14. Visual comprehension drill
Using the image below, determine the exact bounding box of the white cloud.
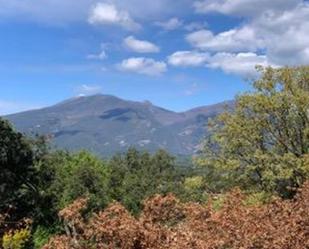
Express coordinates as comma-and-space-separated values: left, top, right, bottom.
118, 57, 167, 76
206, 52, 272, 76
193, 0, 301, 17
87, 51, 107, 60
188, 1, 309, 72
155, 18, 207, 32
252, 2, 309, 65
88, 2, 141, 31
75, 84, 103, 96
124, 36, 160, 53
186, 27, 263, 52
87, 43, 108, 60
184, 21, 208, 31
167, 50, 274, 76
155, 17, 183, 30
0, 100, 40, 115
168, 51, 209, 67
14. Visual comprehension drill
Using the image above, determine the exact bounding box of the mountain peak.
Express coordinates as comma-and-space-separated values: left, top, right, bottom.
5, 95, 233, 156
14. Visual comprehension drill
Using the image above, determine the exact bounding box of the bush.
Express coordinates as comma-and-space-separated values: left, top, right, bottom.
43, 181, 309, 249
2, 228, 31, 249
32, 226, 55, 249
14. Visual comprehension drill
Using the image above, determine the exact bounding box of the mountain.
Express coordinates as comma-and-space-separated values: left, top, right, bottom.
4, 94, 233, 156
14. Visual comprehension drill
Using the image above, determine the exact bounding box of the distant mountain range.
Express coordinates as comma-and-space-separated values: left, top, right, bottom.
4, 94, 233, 156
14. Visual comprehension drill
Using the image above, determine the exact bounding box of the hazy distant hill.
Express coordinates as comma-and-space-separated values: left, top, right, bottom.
5, 94, 233, 156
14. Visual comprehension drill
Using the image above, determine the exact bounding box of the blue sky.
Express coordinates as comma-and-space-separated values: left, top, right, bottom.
0, 0, 308, 114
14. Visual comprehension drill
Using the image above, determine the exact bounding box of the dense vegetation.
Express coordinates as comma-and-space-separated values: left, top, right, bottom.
0, 66, 308, 248
0, 123, 198, 248
202, 66, 309, 198
42, 182, 309, 249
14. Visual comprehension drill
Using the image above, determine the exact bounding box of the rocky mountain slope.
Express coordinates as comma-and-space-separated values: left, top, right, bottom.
5, 94, 233, 156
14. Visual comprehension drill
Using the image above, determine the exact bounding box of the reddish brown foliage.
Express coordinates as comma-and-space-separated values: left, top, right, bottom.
141, 194, 186, 226
43, 182, 309, 249
40, 235, 72, 249
86, 203, 141, 249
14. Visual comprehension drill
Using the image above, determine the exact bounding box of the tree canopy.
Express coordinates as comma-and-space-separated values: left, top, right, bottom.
0, 118, 38, 218
202, 66, 309, 197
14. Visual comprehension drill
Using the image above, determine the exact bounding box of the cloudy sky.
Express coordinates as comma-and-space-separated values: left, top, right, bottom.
0, 0, 308, 114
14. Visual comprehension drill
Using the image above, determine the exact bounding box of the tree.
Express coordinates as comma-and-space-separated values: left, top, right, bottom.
201, 66, 309, 197
41, 151, 110, 212
0, 118, 38, 219
108, 148, 183, 214
31, 150, 111, 247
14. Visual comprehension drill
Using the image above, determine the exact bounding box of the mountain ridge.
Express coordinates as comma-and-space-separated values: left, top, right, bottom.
4, 94, 234, 156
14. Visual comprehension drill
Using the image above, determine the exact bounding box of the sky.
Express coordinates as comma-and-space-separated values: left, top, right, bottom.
0, 0, 308, 115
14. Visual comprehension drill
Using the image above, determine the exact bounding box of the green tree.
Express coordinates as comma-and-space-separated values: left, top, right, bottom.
182, 176, 208, 202
0, 118, 38, 219
201, 66, 309, 197
108, 148, 183, 214
40, 151, 110, 212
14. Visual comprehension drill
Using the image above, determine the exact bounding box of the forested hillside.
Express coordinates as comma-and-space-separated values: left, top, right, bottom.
0, 66, 308, 248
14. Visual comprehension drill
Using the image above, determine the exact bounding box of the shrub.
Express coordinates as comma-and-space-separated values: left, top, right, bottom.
43, 181, 309, 249
2, 228, 31, 249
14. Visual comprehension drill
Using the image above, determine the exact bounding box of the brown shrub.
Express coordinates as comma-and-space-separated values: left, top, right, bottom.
85, 202, 140, 249
43, 182, 309, 249
141, 194, 186, 226
41, 235, 73, 249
